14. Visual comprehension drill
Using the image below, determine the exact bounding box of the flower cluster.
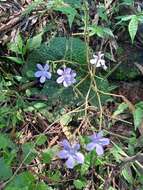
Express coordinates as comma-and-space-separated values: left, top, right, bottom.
35, 51, 106, 86
58, 131, 110, 169
35, 64, 76, 87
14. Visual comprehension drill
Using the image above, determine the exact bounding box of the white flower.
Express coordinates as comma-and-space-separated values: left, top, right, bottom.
90, 52, 107, 70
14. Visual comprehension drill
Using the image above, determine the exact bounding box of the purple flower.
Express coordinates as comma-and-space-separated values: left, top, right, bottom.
58, 139, 84, 169
86, 131, 110, 155
56, 66, 76, 87
35, 63, 52, 83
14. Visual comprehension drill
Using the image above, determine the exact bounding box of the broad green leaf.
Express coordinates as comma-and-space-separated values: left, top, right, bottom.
48, 170, 61, 182
0, 158, 12, 181
22, 143, 37, 164
133, 107, 143, 130
23, 37, 88, 78
36, 134, 47, 145
35, 182, 53, 190
42, 149, 53, 164
128, 15, 138, 43
26, 33, 43, 51
8, 34, 23, 54
33, 102, 47, 109
5, 172, 35, 189
88, 25, 114, 38
0, 133, 13, 149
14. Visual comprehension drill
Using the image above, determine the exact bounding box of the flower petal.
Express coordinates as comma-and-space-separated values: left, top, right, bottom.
95, 60, 102, 67
71, 70, 76, 76
89, 133, 97, 141
44, 63, 49, 71
99, 138, 110, 146
65, 68, 71, 74
57, 69, 64, 75
40, 76, 46, 83
58, 150, 69, 159
90, 59, 97, 65
63, 81, 70, 87
35, 71, 42, 78
73, 143, 80, 151
61, 140, 71, 150
45, 72, 52, 79
98, 52, 104, 58
86, 142, 96, 151
65, 156, 75, 169
56, 76, 64, 84
95, 144, 104, 155
93, 55, 98, 59
37, 64, 44, 70
103, 64, 108, 70
75, 152, 84, 164
97, 131, 103, 138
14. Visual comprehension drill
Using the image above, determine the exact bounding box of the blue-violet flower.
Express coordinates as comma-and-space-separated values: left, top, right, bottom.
56, 66, 76, 87
58, 139, 84, 169
86, 131, 110, 155
35, 63, 52, 83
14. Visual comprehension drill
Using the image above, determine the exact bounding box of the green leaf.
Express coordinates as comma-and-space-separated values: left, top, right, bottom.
60, 114, 72, 126
122, 166, 133, 184
113, 103, 128, 116
133, 107, 143, 130
33, 102, 47, 109
0, 133, 13, 149
26, 33, 43, 51
36, 134, 47, 145
8, 34, 23, 54
0, 158, 12, 181
128, 15, 138, 43
42, 149, 53, 164
73, 179, 86, 189
35, 182, 53, 190
64, 0, 81, 7
88, 25, 114, 38
22, 143, 37, 164
121, 0, 134, 6
54, 5, 77, 28
5, 172, 35, 189
48, 170, 61, 182
6, 57, 24, 64
24, 37, 88, 76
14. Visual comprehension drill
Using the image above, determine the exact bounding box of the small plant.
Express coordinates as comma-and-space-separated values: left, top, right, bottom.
0, 0, 143, 189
